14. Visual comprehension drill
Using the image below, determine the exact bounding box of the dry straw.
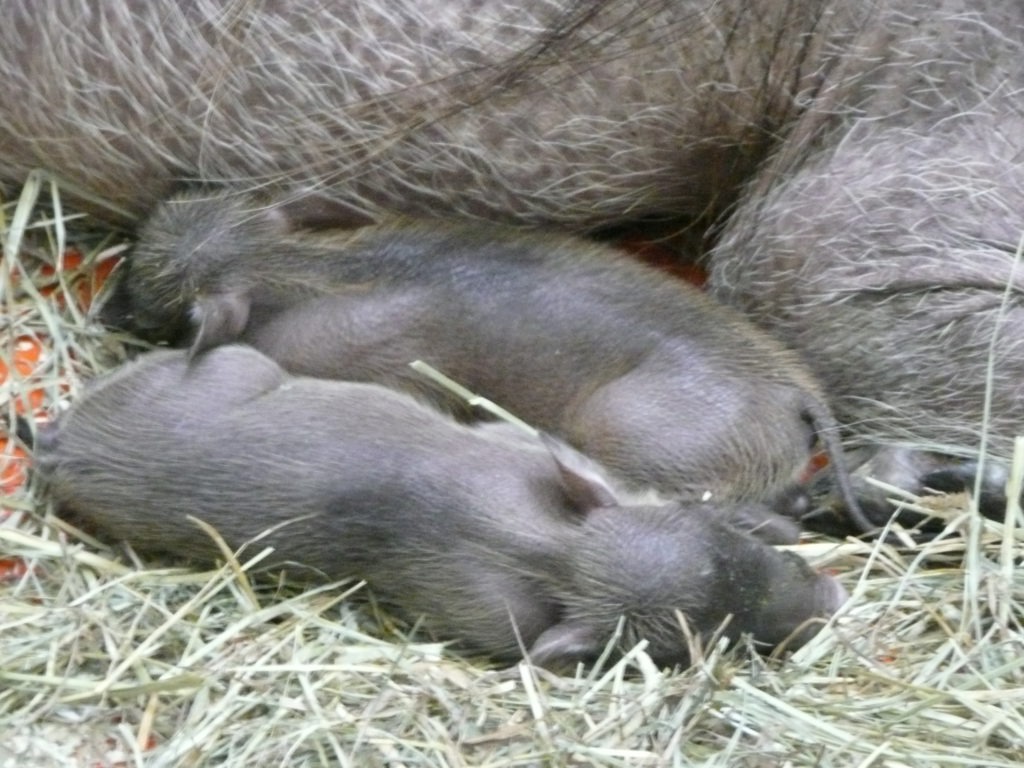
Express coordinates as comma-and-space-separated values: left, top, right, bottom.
1, 179, 1022, 767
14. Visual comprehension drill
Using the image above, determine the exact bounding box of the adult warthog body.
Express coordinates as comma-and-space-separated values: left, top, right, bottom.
2, 0, 1022, 461
35, 345, 846, 668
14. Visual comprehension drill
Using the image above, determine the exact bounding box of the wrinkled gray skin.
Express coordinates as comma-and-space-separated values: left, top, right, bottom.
101, 188, 867, 532
35, 345, 846, 668
2, 1, 1022, 474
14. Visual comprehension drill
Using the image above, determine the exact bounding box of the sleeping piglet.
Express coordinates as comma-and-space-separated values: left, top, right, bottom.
35, 345, 847, 669
102, 189, 873, 532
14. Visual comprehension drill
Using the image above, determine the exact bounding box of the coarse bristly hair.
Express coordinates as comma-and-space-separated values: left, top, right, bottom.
0, 1, 1021, 464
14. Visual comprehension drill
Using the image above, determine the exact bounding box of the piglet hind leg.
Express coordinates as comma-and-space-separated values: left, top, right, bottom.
563, 367, 818, 505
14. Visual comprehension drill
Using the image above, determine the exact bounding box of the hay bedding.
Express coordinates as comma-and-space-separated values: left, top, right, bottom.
1, 177, 1022, 767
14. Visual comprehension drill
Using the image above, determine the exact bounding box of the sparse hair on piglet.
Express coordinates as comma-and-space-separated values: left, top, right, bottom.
102, 189, 874, 533
36, 345, 847, 669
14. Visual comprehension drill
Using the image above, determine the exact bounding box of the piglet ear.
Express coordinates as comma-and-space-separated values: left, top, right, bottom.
528, 619, 606, 671
539, 433, 620, 511
189, 291, 251, 358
